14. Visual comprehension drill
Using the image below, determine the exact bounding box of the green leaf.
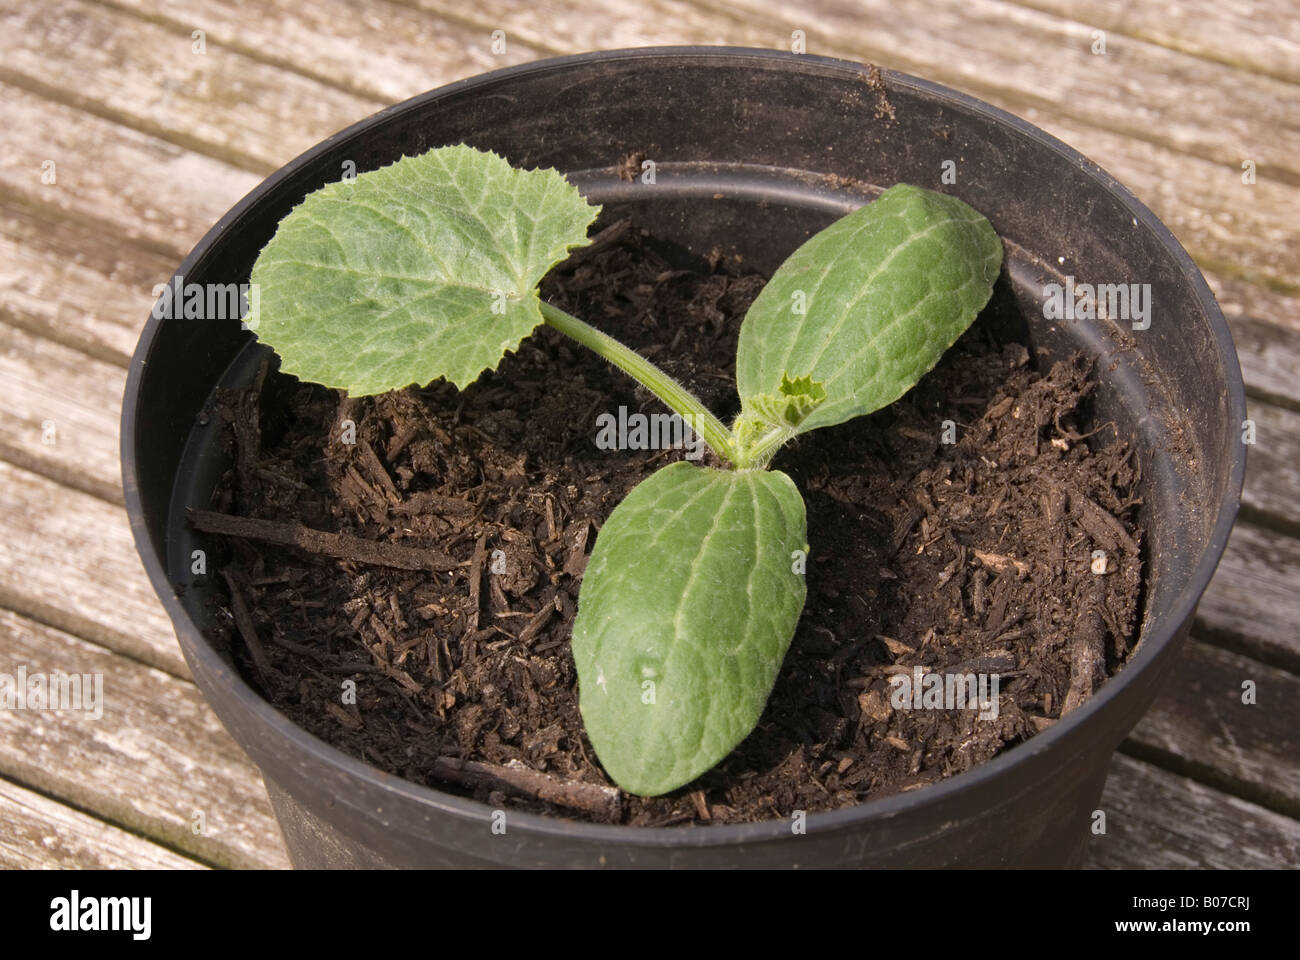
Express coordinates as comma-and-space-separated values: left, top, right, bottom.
571, 461, 808, 796
249, 144, 600, 394
735, 184, 1002, 435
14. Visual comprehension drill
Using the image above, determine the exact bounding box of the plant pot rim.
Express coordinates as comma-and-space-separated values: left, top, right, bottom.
121, 45, 1246, 848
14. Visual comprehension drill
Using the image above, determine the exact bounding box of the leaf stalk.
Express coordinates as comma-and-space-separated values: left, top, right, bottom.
540, 301, 736, 465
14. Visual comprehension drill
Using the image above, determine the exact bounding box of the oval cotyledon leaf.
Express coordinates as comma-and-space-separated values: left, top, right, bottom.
571, 461, 808, 796
249, 144, 600, 395
735, 184, 1002, 442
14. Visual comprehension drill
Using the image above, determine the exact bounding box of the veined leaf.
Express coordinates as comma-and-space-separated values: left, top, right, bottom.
735, 184, 1002, 435
249, 144, 600, 394
572, 461, 808, 796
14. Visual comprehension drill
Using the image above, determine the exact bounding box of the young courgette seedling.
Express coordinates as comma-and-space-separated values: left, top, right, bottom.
248, 144, 1002, 796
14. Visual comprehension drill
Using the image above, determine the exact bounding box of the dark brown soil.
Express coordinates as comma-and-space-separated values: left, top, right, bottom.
197, 219, 1143, 826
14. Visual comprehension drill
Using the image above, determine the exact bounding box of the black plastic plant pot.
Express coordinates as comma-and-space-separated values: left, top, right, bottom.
122, 47, 1245, 868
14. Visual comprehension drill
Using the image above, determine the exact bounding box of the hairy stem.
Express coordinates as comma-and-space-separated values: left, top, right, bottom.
729, 419, 797, 471
540, 301, 735, 464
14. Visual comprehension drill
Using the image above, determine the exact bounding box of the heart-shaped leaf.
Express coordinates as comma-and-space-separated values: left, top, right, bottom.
249, 144, 600, 394
571, 461, 808, 796
735, 184, 1002, 438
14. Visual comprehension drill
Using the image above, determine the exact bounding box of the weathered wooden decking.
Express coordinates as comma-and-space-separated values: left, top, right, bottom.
1, 0, 1297, 869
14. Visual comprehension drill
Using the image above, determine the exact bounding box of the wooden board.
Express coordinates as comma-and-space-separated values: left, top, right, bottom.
0, 322, 126, 504
0, 609, 289, 868
1241, 402, 1300, 534
3, 20, 1296, 367
1010, 0, 1300, 85
1195, 522, 1300, 673
0, 195, 174, 365
1012, 109, 1299, 291
1236, 314, 1300, 410
0, 776, 204, 869
1208, 270, 1300, 409
1084, 753, 1300, 868
0, 82, 260, 258
0, 460, 186, 678
1127, 639, 1300, 816
110, 0, 543, 102
0, 0, 380, 173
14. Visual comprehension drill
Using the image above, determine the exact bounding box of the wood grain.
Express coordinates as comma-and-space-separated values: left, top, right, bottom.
3, 33, 1296, 366
1241, 402, 1300, 532
1207, 270, 1300, 409
0, 195, 174, 365
1084, 753, 1300, 868
0, 460, 186, 678
0, 82, 260, 258
1235, 316, 1300, 411
1007, 0, 1300, 85
1127, 639, 1300, 816
0, 0, 379, 173
1196, 521, 1300, 672
0, 322, 126, 503
0, 609, 289, 868
0, 776, 204, 868
108, 0, 543, 103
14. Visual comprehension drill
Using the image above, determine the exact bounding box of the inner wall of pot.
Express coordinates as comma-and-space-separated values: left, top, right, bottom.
150, 52, 1232, 688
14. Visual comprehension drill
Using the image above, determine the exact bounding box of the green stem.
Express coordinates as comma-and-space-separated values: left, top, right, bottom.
540, 301, 735, 465
730, 421, 796, 471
